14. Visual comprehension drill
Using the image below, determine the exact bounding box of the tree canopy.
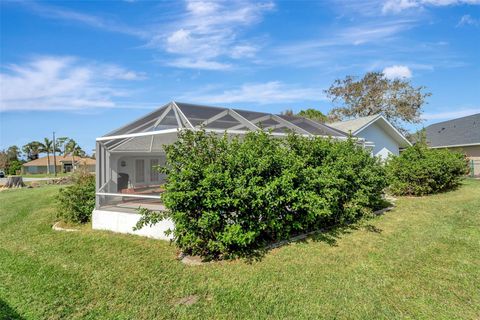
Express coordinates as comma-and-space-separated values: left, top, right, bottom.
325, 72, 431, 130
22, 141, 42, 161
281, 108, 329, 123
297, 109, 328, 123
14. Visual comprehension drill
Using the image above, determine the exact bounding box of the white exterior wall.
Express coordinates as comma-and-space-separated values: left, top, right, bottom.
106, 153, 166, 192
356, 122, 400, 160
92, 209, 174, 240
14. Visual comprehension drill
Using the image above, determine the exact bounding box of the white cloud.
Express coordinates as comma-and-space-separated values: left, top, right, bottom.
267, 19, 415, 69
22, 0, 274, 70
340, 20, 414, 45
382, 0, 419, 13
148, 0, 274, 69
0, 56, 144, 111
183, 81, 326, 104
101, 65, 147, 80
457, 14, 480, 26
422, 108, 480, 120
166, 58, 232, 70
382, 0, 480, 13
383, 65, 412, 78
22, 1, 147, 38
230, 45, 258, 59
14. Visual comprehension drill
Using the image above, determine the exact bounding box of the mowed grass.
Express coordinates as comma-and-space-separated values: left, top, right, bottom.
1, 180, 479, 320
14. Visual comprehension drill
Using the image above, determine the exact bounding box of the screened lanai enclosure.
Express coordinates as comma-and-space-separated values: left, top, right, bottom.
92, 101, 360, 239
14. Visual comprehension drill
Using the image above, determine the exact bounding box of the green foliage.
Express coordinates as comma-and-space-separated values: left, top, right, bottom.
6, 145, 21, 161
6, 160, 22, 175
56, 171, 95, 223
22, 141, 42, 161
297, 108, 328, 123
325, 72, 431, 131
137, 129, 387, 259
386, 143, 469, 196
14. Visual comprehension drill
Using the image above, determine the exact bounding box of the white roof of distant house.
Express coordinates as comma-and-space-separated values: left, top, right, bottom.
330, 114, 411, 148
329, 114, 380, 134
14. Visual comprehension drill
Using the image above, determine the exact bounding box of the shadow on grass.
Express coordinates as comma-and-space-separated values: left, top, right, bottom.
0, 299, 25, 320
304, 220, 383, 247
241, 219, 385, 263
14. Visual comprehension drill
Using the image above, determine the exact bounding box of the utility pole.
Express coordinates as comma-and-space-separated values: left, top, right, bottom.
53, 131, 57, 177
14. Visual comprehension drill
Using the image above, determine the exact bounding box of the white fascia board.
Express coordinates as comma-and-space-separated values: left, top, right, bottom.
96, 192, 161, 199
97, 127, 357, 142
430, 143, 480, 148
97, 128, 179, 141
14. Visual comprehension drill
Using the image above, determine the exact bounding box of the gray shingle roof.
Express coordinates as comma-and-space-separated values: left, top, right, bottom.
425, 113, 480, 147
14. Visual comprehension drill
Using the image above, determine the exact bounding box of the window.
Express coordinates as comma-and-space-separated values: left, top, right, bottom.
150, 159, 159, 182
135, 159, 145, 183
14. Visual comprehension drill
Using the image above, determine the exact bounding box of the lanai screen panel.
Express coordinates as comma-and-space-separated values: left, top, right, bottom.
175, 102, 252, 131
100, 102, 348, 154
95, 102, 352, 210
104, 104, 171, 137
233, 109, 304, 134
277, 114, 346, 137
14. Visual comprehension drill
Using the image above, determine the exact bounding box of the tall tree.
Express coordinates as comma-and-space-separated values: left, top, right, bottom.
39, 138, 54, 174
56, 137, 70, 156
6, 145, 21, 161
0, 151, 8, 171
22, 141, 42, 161
281, 108, 328, 123
281, 109, 294, 116
325, 72, 431, 130
297, 109, 328, 123
66, 139, 84, 172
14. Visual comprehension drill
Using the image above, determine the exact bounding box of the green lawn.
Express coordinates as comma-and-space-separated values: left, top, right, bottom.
1, 180, 479, 319
20, 172, 72, 179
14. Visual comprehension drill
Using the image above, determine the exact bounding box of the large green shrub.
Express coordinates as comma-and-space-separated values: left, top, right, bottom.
137, 130, 387, 259
386, 143, 468, 196
6, 160, 22, 175
56, 171, 95, 223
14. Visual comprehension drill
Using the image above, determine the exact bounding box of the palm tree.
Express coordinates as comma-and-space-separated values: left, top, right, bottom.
55, 137, 69, 156
39, 138, 53, 174
66, 139, 84, 172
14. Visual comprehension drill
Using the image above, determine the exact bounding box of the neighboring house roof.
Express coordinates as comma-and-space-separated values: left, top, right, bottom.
329, 115, 379, 134
23, 155, 95, 167
424, 113, 480, 148
329, 114, 412, 148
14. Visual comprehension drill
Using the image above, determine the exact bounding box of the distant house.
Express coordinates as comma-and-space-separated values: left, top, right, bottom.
329, 114, 412, 160
22, 155, 95, 174
424, 113, 480, 176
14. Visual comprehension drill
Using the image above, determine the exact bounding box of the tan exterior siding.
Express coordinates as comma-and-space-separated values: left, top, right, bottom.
442, 145, 480, 176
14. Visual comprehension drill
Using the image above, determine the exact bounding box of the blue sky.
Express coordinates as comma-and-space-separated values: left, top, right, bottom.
1, 0, 479, 154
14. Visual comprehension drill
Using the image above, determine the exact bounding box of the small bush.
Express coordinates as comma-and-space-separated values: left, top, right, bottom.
56, 171, 95, 223
137, 129, 387, 259
386, 143, 468, 196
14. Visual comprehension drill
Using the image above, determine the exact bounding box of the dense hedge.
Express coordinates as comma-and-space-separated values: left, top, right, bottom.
137, 130, 387, 259
56, 171, 96, 223
386, 143, 468, 196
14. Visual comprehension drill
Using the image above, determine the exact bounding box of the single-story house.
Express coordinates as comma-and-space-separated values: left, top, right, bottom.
92, 101, 363, 240
22, 155, 95, 174
329, 114, 412, 160
424, 113, 480, 176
